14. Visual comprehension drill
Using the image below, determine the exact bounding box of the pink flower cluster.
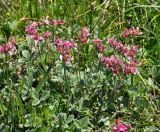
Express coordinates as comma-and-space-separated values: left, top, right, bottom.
101, 55, 140, 75
39, 16, 64, 26
108, 37, 139, 59
43, 31, 52, 39
79, 27, 89, 44
25, 23, 43, 43
128, 45, 138, 60
25, 21, 37, 35
108, 37, 129, 56
124, 60, 140, 75
54, 38, 74, 63
93, 38, 106, 52
56, 20, 64, 26
0, 37, 16, 55
102, 37, 141, 75
25, 22, 52, 45
33, 16, 64, 26
121, 27, 142, 38
101, 55, 122, 74
112, 119, 131, 132
25, 19, 65, 41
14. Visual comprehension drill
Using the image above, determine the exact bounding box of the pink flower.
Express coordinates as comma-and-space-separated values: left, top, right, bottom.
43, 31, 52, 39
0, 46, 4, 53
97, 44, 106, 52
3, 44, 10, 52
30, 21, 38, 27
105, 37, 141, 75
25, 23, 43, 45
108, 37, 129, 57
93, 38, 106, 52
93, 38, 102, 45
121, 27, 142, 38
55, 38, 63, 46
112, 126, 118, 131
56, 20, 64, 26
118, 124, 128, 132
80, 27, 89, 44
62, 51, 73, 62
40, 16, 50, 25
55, 38, 64, 53
101, 55, 122, 74
50, 19, 55, 25
112, 118, 131, 132
29, 34, 44, 47
124, 60, 139, 75
108, 37, 114, 44
0, 37, 16, 55
54, 38, 74, 63
120, 46, 129, 57
124, 64, 138, 75
32, 34, 43, 42
25, 25, 37, 35
54, 39, 74, 51
128, 45, 138, 59
10, 37, 16, 45
63, 41, 75, 49
108, 37, 140, 60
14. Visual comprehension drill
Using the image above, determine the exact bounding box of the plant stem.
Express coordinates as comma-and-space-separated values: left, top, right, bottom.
29, 0, 32, 18
131, 74, 133, 87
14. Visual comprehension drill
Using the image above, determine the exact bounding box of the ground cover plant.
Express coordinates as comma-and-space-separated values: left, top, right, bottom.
0, 0, 160, 131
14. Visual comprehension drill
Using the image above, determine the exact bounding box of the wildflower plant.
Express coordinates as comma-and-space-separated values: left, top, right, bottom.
112, 118, 132, 132
0, 18, 145, 131
0, 1, 160, 131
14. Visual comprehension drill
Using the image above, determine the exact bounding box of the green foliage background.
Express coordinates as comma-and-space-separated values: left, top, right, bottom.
0, 0, 160, 131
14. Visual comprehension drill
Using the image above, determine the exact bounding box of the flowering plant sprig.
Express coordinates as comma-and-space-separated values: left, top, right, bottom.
79, 27, 89, 44
93, 38, 106, 52
0, 37, 16, 55
24, 17, 64, 44
121, 27, 142, 38
100, 27, 142, 75
112, 118, 132, 132
54, 38, 75, 63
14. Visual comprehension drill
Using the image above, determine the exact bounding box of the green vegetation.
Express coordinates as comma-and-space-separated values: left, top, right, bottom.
0, 0, 160, 131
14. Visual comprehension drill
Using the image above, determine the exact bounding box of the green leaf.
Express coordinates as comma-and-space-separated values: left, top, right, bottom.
36, 62, 53, 93
31, 89, 39, 100
58, 113, 67, 128
77, 98, 83, 111
15, 92, 25, 123
66, 115, 74, 124
0, 99, 4, 116
88, 45, 94, 53
32, 100, 40, 106
40, 91, 50, 101
22, 50, 30, 59
9, 20, 17, 31
75, 116, 89, 129
18, 58, 26, 64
